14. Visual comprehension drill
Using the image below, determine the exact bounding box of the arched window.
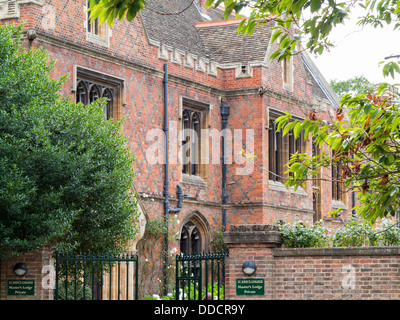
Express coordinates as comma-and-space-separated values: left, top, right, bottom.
180, 221, 201, 254
269, 112, 306, 183
268, 118, 282, 182
76, 80, 88, 105
191, 111, 200, 175
181, 108, 202, 176
89, 84, 101, 103
179, 212, 210, 255
288, 129, 303, 177
182, 109, 190, 174
312, 138, 322, 222
103, 88, 113, 120
332, 151, 342, 201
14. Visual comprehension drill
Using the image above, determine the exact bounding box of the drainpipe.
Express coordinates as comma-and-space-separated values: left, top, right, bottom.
220, 99, 230, 231
162, 63, 185, 296
352, 191, 356, 217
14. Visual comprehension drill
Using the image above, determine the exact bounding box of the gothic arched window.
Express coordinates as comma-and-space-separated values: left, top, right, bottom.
180, 221, 201, 255
181, 107, 202, 176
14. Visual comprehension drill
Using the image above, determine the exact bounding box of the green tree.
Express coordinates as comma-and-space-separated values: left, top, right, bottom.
0, 24, 138, 259
330, 75, 375, 99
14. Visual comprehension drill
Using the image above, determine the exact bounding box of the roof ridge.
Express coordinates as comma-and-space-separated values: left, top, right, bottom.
195, 17, 246, 28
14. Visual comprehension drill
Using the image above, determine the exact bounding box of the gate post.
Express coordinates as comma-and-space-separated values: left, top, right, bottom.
223, 225, 282, 300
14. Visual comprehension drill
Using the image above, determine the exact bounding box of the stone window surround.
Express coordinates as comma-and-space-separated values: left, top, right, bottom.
179, 96, 210, 186
267, 107, 307, 196
72, 65, 125, 122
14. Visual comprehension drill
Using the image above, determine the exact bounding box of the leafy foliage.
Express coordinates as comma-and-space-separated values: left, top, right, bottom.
87, 0, 145, 26
277, 217, 400, 248
277, 220, 330, 248
0, 24, 138, 259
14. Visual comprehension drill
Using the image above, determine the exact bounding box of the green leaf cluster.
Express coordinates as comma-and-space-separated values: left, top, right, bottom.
88, 0, 145, 26
0, 24, 138, 259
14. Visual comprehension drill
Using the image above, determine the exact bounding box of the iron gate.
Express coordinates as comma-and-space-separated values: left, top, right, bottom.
55, 252, 138, 300
175, 251, 228, 300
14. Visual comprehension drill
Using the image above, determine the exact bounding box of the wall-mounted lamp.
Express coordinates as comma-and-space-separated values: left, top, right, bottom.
242, 261, 256, 275
14, 263, 28, 277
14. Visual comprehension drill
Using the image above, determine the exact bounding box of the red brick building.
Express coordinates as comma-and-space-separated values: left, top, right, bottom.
1, 0, 352, 296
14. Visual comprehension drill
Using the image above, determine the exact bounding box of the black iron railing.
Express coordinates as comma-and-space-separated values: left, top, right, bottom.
175, 251, 228, 300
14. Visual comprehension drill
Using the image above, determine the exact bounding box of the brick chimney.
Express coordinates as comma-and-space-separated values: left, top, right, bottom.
196, 0, 210, 15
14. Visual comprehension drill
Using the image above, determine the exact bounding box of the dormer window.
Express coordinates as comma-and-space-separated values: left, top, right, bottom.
86, 1, 110, 46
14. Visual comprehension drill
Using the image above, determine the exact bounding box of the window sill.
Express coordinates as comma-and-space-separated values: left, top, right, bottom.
283, 83, 293, 92
182, 173, 206, 186
268, 180, 307, 196
332, 200, 347, 210
87, 33, 109, 47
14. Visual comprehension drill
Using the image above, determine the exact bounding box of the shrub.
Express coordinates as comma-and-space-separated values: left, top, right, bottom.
331, 217, 369, 247
277, 217, 400, 248
277, 220, 330, 248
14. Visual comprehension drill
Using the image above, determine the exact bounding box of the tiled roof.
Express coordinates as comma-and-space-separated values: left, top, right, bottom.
196, 19, 273, 64
141, 0, 224, 58
140, 0, 272, 64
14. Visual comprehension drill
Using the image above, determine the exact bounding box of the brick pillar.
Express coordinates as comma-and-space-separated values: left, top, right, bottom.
0, 248, 54, 300
223, 225, 282, 300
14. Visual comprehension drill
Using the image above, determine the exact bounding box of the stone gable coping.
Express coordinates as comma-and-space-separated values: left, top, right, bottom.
224, 224, 282, 245
230, 224, 279, 232
273, 246, 400, 257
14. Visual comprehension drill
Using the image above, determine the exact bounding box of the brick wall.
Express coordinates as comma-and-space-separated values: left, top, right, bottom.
224, 226, 400, 300
273, 247, 400, 299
